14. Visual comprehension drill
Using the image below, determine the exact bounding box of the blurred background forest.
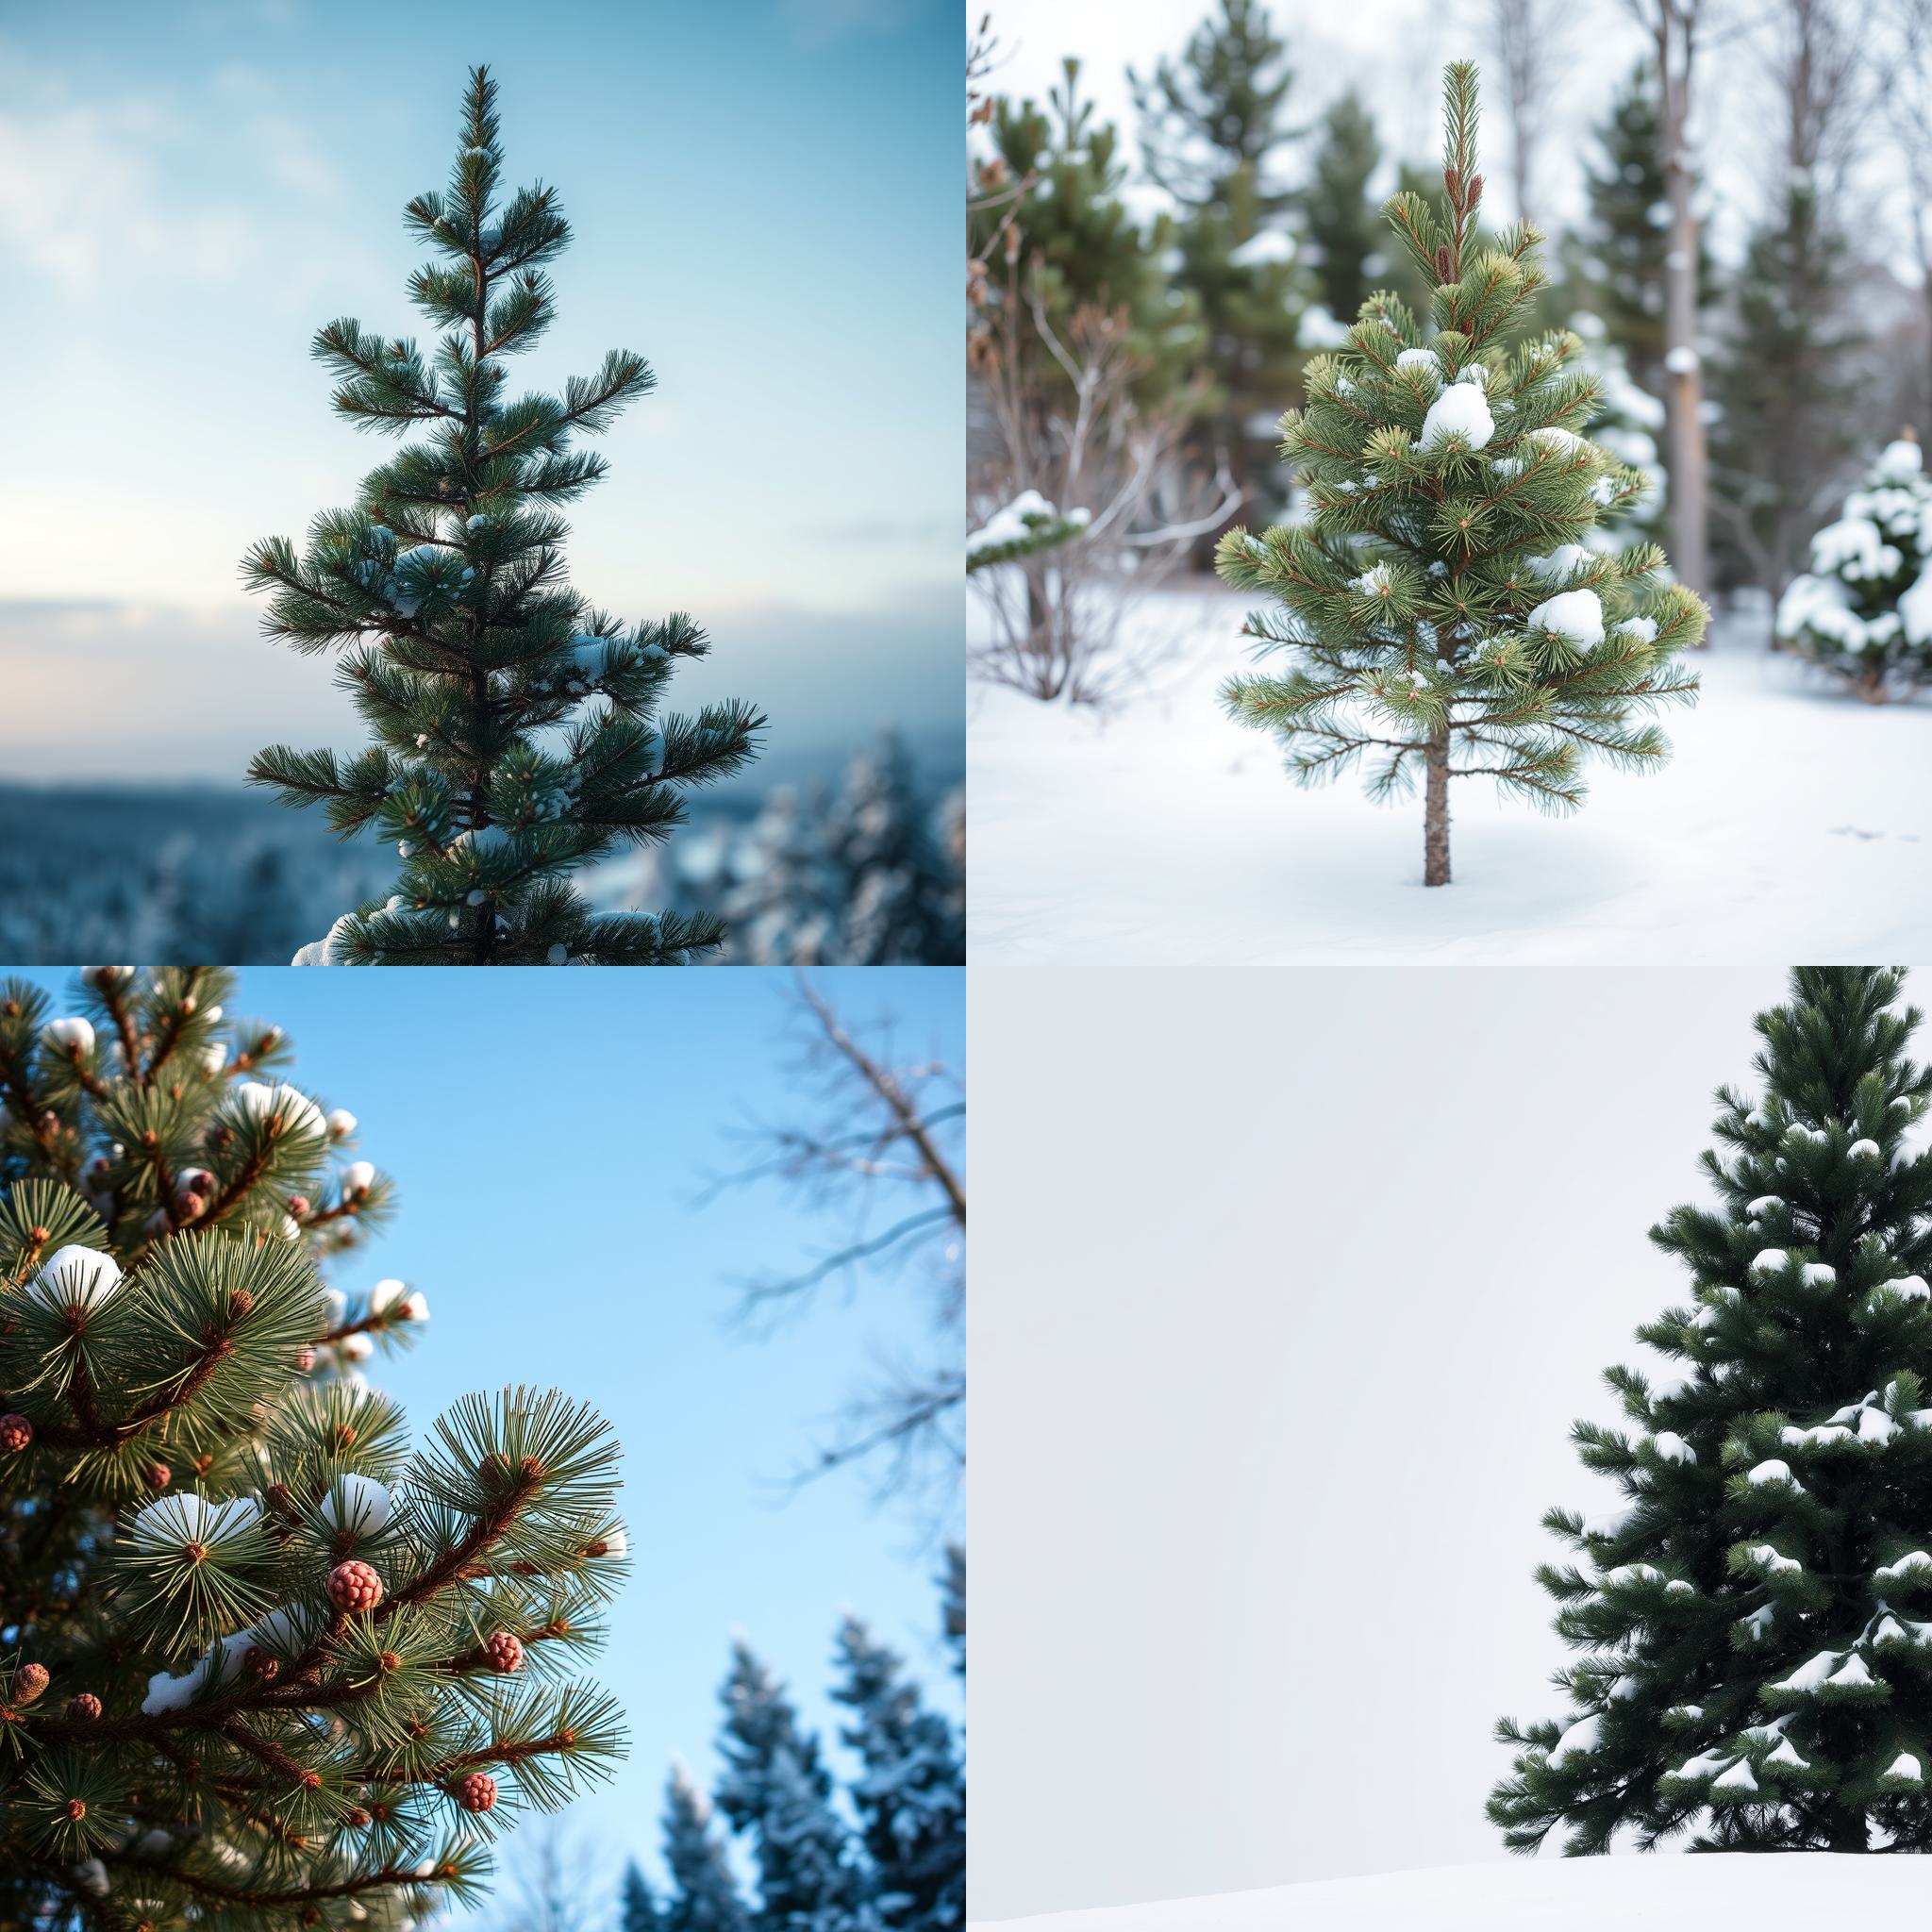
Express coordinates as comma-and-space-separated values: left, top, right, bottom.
966, 0, 1932, 702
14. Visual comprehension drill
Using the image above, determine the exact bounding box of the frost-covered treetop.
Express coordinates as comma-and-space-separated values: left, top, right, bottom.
1492, 967, 1932, 1855
244, 65, 763, 964
1214, 60, 1705, 873
1775, 435, 1932, 702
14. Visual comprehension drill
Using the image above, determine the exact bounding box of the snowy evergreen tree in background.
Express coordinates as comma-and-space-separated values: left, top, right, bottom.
1573, 316, 1669, 550
659, 1761, 749, 1932
1491, 967, 1932, 1854
830, 738, 966, 970
1774, 435, 1932, 700
1132, 0, 1305, 529
721, 788, 847, 969
1215, 62, 1705, 889
1300, 92, 1386, 337
624, 1859, 663, 1932
0, 967, 626, 1920
830, 1621, 965, 1931
716, 1644, 869, 1932
1565, 63, 1684, 404
1708, 180, 1865, 601
245, 67, 762, 965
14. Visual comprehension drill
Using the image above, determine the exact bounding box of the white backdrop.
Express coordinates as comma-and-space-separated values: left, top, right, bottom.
965, 964, 1924, 1921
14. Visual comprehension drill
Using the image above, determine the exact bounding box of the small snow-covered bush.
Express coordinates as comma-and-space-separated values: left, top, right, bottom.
1775, 437, 1932, 702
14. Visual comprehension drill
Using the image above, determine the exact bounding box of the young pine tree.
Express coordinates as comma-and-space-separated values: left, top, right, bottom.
659, 1759, 749, 1932
245, 67, 763, 966
1491, 966, 1932, 1854
1215, 62, 1705, 888
0, 968, 627, 1918
830, 1619, 966, 1931
1774, 435, 1932, 702
715, 1641, 869, 1932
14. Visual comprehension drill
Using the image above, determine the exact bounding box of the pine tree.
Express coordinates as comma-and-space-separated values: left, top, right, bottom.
715, 1642, 868, 1932
1567, 64, 1682, 402
1775, 435, 1932, 702
1491, 967, 1932, 1855
971, 63, 1202, 418
624, 1859, 664, 1932
1214, 62, 1706, 889
830, 736, 966, 969
0, 967, 627, 1919
660, 1759, 749, 1932
722, 786, 845, 968
1707, 181, 1865, 600
941, 1546, 964, 1680
1571, 318, 1668, 551
1301, 90, 1384, 326
1132, 1, 1303, 528
830, 1620, 965, 1930
244, 67, 763, 966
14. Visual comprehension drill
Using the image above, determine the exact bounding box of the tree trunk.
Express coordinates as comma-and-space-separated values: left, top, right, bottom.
1657, 7, 1710, 603
1423, 725, 1452, 888
1827, 1804, 1869, 1852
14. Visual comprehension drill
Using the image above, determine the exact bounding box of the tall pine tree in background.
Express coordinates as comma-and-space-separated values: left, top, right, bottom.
972, 64, 1202, 420
1215, 62, 1705, 889
1300, 91, 1384, 334
716, 1643, 868, 1932
245, 67, 763, 966
831, 1621, 965, 1931
1566, 64, 1681, 403
624, 1860, 664, 1932
1491, 967, 1932, 1854
660, 1760, 749, 1932
1708, 181, 1865, 601
1132, 0, 1304, 527
0, 967, 627, 1918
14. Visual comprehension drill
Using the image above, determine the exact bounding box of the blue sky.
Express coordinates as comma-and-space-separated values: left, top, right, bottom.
9, 963, 964, 1902
0, 0, 959, 782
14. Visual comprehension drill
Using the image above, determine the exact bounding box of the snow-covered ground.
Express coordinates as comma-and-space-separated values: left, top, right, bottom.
969, 590, 1932, 961
972, 1857, 1929, 1931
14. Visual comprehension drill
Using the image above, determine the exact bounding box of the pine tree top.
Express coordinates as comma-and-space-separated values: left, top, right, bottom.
1491, 967, 1932, 1854
244, 65, 763, 966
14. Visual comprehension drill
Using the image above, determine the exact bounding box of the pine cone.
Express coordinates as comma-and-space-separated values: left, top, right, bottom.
483, 1631, 525, 1674
144, 1463, 170, 1490
15, 1664, 48, 1703
67, 1693, 101, 1722
327, 1560, 384, 1613
0, 1415, 31, 1453
457, 1771, 497, 1812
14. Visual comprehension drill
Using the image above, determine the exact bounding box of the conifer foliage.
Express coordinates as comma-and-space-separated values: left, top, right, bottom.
1491, 967, 1932, 1854
1214, 62, 1706, 888
1774, 436, 1932, 702
0, 968, 627, 1919
244, 67, 763, 965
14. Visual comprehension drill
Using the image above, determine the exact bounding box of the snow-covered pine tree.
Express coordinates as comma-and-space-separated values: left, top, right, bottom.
1215, 61, 1706, 888
1572, 316, 1668, 551
830, 1620, 965, 1930
715, 1642, 869, 1932
245, 66, 763, 965
659, 1759, 749, 1932
0, 967, 628, 1918
830, 737, 966, 969
1491, 966, 1932, 1855
1774, 434, 1932, 702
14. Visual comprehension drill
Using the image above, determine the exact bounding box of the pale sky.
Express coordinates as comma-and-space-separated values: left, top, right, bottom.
0, 0, 959, 780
